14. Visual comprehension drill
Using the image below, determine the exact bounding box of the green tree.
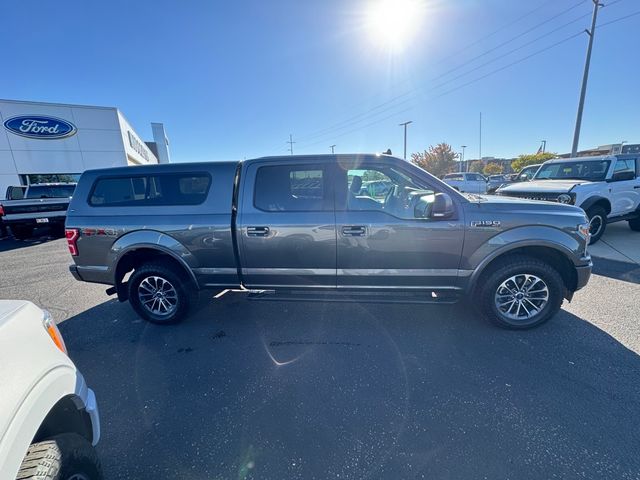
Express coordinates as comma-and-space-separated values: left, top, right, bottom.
483, 162, 503, 175
511, 152, 556, 172
411, 143, 459, 177
468, 160, 484, 173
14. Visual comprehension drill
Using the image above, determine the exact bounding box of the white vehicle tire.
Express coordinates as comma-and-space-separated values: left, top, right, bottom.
16, 433, 103, 480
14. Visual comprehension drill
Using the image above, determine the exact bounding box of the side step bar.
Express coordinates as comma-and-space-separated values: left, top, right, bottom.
244, 289, 461, 305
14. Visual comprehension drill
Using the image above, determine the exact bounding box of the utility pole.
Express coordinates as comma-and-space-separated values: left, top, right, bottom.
287, 134, 295, 155
541, 140, 547, 153
479, 112, 482, 162
460, 145, 467, 173
330, 144, 336, 154
571, 0, 602, 157
399, 121, 413, 160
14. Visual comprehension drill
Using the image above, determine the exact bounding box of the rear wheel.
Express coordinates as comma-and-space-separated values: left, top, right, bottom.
11, 225, 33, 240
128, 262, 193, 324
477, 255, 564, 329
585, 205, 607, 244
629, 217, 640, 232
16, 433, 102, 480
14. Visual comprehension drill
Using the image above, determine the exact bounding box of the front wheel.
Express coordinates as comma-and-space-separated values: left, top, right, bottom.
586, 206, 607, 244
128, 262, 193, 324
17, 433, 103, 480
477, 255, 565, 329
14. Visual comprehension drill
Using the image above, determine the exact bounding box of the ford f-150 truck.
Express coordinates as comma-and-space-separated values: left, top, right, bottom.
66, 154, 592, 329
0, 183, 76, 240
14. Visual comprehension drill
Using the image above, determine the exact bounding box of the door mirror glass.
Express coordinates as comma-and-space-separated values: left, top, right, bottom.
429, 193, 455, 219
610, 170, 635, 182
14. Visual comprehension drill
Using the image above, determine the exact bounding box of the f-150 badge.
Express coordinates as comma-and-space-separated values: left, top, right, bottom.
471, 220, 501, 227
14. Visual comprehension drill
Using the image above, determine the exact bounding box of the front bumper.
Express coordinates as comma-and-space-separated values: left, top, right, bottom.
74, 372, 101, 446
575, 261, 593, 291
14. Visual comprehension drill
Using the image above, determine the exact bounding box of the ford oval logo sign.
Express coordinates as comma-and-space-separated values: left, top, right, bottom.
3, 115, 77, 140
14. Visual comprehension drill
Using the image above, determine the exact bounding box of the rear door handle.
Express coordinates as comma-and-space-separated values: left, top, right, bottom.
342, 225, 367, 237
247, 226, 270, 237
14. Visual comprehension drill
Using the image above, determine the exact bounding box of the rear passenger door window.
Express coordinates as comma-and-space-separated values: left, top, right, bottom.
254, 165, 330, 211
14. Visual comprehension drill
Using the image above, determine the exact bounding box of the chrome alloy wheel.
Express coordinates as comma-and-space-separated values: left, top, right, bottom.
138, 276, 178, 316
494, 274, 549, 321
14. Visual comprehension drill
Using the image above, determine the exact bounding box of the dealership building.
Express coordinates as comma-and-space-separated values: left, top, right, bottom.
0, 99, 170, 196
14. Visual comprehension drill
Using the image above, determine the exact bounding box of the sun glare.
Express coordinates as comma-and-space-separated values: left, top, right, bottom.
365, 0, 424, 50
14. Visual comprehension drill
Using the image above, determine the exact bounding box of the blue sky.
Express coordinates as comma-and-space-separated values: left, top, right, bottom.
0, 0, 637, 162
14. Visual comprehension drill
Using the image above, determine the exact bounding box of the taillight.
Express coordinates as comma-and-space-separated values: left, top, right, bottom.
0, 204, 4, 216
65, 228, 79, 256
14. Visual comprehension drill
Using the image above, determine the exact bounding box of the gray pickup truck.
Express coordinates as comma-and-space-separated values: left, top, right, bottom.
0, 183, 76, 239
66, 154, 592, 329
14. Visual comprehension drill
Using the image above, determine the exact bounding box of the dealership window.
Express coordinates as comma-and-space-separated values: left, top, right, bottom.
90, 173, 211, 206
254, 165, 328, 211
20, 173, 81, 185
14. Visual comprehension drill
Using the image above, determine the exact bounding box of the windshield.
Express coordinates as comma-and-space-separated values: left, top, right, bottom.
25, 185, 76, 198
534, 160, 610, 181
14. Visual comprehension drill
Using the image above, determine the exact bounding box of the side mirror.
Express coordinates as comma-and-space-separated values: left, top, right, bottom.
519, 174, 529, 181
610, 170, 635, 182
430, 193, 455, 219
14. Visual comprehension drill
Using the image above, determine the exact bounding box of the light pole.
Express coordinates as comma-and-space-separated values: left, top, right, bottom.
618, 140, 627, 154
540, 140, 547, 153
460, 145, 467, 172
399, 121, 413, 160
330, 144, 336, 154
571, 0, 603, 157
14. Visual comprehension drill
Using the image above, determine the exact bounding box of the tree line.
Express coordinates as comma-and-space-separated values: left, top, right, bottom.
410, 143, 556, 177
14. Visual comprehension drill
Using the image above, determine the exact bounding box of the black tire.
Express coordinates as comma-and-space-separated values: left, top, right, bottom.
11, 225, 34, 240
476, 255, 565, 330
585, 205, 607, 244
128, 261, 193, 324
16, 433, 103, 480
629, 217, 640, 232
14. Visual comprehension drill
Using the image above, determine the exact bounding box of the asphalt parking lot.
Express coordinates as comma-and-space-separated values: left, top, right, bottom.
1, 230, 640, 479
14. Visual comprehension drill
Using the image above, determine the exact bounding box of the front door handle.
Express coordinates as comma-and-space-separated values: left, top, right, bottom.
342, 225, 367, 237
247, 226, 270, 237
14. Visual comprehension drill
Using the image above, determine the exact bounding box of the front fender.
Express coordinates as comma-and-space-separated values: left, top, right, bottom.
0, 366, 79, 480
579, 195, 611, 214
109, 230, 199, 286
465, 225, 585, 287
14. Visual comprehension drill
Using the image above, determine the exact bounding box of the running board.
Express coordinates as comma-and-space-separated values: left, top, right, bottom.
245, 289, 460, 305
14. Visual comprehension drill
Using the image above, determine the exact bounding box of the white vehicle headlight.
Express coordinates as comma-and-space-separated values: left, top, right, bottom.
557, 193, 573, 204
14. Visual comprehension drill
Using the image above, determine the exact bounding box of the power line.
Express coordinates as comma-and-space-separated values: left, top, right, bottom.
298, 31, 585, 150
296, 1, 594, 146
430, 0, 588, 83
295, 3, 636, 152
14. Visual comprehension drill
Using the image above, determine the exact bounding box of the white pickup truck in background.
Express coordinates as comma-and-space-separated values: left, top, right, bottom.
442, 172, 488, 193
0, 300, 102, 480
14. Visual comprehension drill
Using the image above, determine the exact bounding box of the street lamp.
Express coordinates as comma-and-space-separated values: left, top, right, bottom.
399, 121, 412, 160
460, 145, 467, 172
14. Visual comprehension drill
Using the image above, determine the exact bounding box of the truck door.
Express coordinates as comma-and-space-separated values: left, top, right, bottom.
237, 160, 336, 288
609, 157, 640, 217
334, 159, 465, 290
